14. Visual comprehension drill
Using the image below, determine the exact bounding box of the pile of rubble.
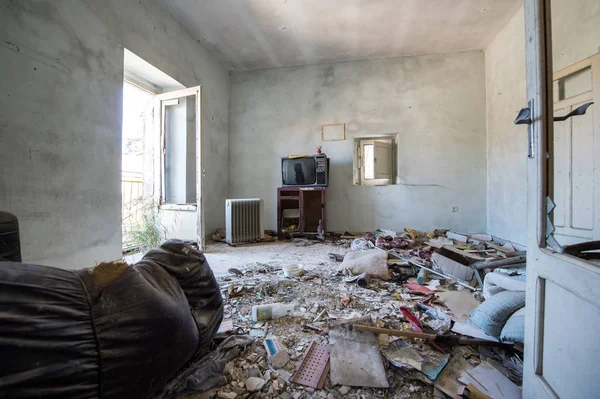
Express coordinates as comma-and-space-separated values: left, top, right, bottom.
208, 229, 525, 399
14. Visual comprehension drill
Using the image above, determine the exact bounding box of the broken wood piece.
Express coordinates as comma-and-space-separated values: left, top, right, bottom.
464, 384, 493, 399
351, 325, 513, 348
442, 245, 486, 261
303, 324, 323, 333
400, 307, 447, 353
313, 308, 327, 323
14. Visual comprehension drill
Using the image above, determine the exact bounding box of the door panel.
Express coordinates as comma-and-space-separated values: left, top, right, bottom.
552, 56, 598, 245
571, 99, 594, 230
540, 278, 600, 397
524, 1, 600, 398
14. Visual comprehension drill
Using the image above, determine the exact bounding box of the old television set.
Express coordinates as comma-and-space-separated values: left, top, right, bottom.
281, 154, 330, 187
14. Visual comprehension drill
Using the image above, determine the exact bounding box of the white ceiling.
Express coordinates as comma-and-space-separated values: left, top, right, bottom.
158, 0, 523, 71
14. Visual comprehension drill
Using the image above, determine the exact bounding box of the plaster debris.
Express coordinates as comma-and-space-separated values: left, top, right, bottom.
203, 229, 524, 398
245, 377, 266, 392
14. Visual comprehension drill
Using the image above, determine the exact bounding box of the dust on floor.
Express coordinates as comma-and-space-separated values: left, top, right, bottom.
207, 240, 521, 399
204, 241, 349, 277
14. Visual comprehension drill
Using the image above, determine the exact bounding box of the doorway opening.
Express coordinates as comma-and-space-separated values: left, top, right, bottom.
121, 49, 203, 254
121, 80, 155, 252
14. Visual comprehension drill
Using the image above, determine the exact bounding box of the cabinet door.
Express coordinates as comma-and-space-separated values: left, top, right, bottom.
321, 189, 327, 233
301, 190, 324, 233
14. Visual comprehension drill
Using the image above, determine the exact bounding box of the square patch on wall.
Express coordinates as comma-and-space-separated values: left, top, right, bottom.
321, 123, 345, 142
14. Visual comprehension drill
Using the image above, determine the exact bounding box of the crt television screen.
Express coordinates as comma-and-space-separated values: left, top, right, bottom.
282, 158, 316, 185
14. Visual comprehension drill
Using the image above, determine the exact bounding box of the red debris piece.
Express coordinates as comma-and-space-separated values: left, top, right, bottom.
399, 306, 424, 332
399, 306, 448, 354
404, 283, 436, 295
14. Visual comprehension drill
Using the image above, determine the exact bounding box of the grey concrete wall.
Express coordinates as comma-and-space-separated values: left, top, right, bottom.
229, 52, 488, 234
551, 0, 600, 72
485, 7, 528, 246
0, 0, 229, 268
485, 1, 600, 246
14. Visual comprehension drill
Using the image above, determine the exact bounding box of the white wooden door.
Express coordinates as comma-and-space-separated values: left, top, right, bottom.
524, 1, 600, 398
154, 86, 204, 250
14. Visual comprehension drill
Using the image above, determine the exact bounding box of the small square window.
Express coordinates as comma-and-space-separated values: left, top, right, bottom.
354, 136, 396, 186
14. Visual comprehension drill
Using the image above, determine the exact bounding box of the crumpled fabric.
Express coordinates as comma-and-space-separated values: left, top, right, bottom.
483, 271, 526, 299
350, 238, 375, 251
364, 232, 419, 252
154, 335, 256, 398
339, 248, 390, 280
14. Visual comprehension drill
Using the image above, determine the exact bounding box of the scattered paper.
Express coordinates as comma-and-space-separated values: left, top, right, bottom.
400, 293, 413, 301
426, 279, 441, 291
378, 229, 397, 238
382, 345, 450, 380
459, 362, 522, 399
452, 321, 499, 342
437, 291, 481, 322
434, 355, 473, 397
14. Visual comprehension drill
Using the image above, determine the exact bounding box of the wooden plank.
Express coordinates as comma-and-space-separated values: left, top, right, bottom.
553, 90, 593, 110
442, 245, 486, 261
553, 56, 593, 81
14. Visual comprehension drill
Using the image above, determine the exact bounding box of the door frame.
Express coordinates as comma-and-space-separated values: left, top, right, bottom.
524, 0, 600, 397
154, 86, 205, 250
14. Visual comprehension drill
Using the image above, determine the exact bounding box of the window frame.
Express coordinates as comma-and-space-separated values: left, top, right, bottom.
353, 134, 398, 186
155, 86, 202, 207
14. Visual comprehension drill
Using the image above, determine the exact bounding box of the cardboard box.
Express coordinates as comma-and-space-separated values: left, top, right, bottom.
432, 248, 474, 281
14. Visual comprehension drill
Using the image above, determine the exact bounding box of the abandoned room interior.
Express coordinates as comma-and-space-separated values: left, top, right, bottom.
1, 0, 599, 398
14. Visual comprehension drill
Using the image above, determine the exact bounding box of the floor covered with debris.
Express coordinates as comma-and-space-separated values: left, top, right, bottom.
203, 231, 524, 399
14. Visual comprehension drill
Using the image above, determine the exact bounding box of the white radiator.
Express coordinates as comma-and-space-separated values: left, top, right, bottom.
225, 198, 264, 245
